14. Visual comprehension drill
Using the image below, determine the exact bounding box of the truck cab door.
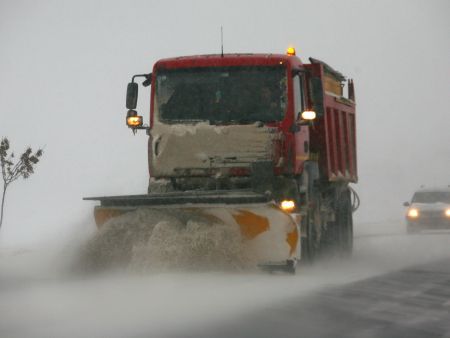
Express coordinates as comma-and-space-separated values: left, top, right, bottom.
293, 73, 309, 174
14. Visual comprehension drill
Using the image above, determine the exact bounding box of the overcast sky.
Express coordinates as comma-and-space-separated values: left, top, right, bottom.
0, 0, 449, 247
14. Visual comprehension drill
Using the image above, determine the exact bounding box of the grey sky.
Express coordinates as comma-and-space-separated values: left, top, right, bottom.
1, 0, 449, 246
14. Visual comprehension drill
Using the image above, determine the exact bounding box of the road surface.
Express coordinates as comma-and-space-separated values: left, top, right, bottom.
187, 258, 450, 338
0, 221, 449, 338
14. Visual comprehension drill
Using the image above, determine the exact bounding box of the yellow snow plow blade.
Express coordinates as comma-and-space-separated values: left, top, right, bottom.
85, 191, 300, 272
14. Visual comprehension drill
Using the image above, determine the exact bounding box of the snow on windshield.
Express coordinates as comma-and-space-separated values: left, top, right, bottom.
155, 66, 287, 124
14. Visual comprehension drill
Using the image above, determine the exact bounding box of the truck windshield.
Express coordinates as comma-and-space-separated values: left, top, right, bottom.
412, 191, 450, 204
155, 66, 287, 124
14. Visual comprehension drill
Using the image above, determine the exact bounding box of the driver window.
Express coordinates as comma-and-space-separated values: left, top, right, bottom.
293, 74, 304, 120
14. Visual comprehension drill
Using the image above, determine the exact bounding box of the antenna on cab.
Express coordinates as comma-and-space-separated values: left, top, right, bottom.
221, 26, 224, 57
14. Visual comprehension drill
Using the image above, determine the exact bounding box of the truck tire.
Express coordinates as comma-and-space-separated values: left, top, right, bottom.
321, 187, 353, 257
301, 212, 317, 263
336, 188, 353, 256
300, 162, 320, 264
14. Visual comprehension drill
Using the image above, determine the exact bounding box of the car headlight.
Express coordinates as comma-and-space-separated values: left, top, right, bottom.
445, 209, 450, 217
407, 208, 419, 218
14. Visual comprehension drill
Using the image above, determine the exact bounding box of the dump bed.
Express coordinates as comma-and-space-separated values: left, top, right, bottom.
306, 60, 357, 183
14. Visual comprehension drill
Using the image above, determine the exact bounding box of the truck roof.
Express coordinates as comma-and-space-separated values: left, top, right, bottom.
154, 53, 303, 70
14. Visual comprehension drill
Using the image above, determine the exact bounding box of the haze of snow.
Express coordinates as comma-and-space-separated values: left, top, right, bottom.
1, 219, 450, 338
80, 207, 255, 272
80, 203, 296, 272
0, 2, 449, 336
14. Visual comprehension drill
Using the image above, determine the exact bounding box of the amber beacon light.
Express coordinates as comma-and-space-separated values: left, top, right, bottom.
286, 46, 296, 56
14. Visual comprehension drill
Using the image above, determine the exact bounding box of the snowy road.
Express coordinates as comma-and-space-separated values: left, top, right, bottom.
188, 258, 450, 338
0, 221, 449, 338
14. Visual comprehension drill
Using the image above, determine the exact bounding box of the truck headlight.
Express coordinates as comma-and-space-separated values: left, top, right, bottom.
126, 109, 143, 127
407, 208, 419, 218
280, 200, 296, 212
301, 110, 316, 120
127, 115, 143, 127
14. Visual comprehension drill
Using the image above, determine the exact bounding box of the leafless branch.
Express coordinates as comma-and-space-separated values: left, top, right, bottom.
0, 137, 44, 229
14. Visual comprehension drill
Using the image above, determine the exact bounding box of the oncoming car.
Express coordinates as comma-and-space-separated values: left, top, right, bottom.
404, 187, 450, 233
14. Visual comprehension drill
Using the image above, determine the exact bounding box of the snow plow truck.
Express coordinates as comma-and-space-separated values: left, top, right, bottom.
85, 47, 358, 273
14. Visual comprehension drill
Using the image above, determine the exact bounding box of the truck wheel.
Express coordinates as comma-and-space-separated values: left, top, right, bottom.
300, 162, 320, 264
301, 212, 316, 263
321, 188, 353, 257
337, 189, 353, 256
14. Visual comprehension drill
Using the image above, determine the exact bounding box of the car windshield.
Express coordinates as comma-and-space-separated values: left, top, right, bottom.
155, 66, 287, 124
412, 191, 450, 204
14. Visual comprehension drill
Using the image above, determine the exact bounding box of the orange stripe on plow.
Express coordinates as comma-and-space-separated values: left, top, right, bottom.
233, 210, 269, 240
286, 228, 298, 255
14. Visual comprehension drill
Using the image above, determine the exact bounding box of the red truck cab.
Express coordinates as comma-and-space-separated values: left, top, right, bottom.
128, 49, 357, 191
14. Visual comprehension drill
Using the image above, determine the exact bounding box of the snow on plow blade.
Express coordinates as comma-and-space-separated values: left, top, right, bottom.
84, 190, 300, 270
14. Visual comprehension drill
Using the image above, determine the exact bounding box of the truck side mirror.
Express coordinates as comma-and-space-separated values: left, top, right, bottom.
403, 201, 410, 207
126, 82, 138, 109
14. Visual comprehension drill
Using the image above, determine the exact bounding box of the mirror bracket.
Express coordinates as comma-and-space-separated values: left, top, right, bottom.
132, 73, 152, 87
